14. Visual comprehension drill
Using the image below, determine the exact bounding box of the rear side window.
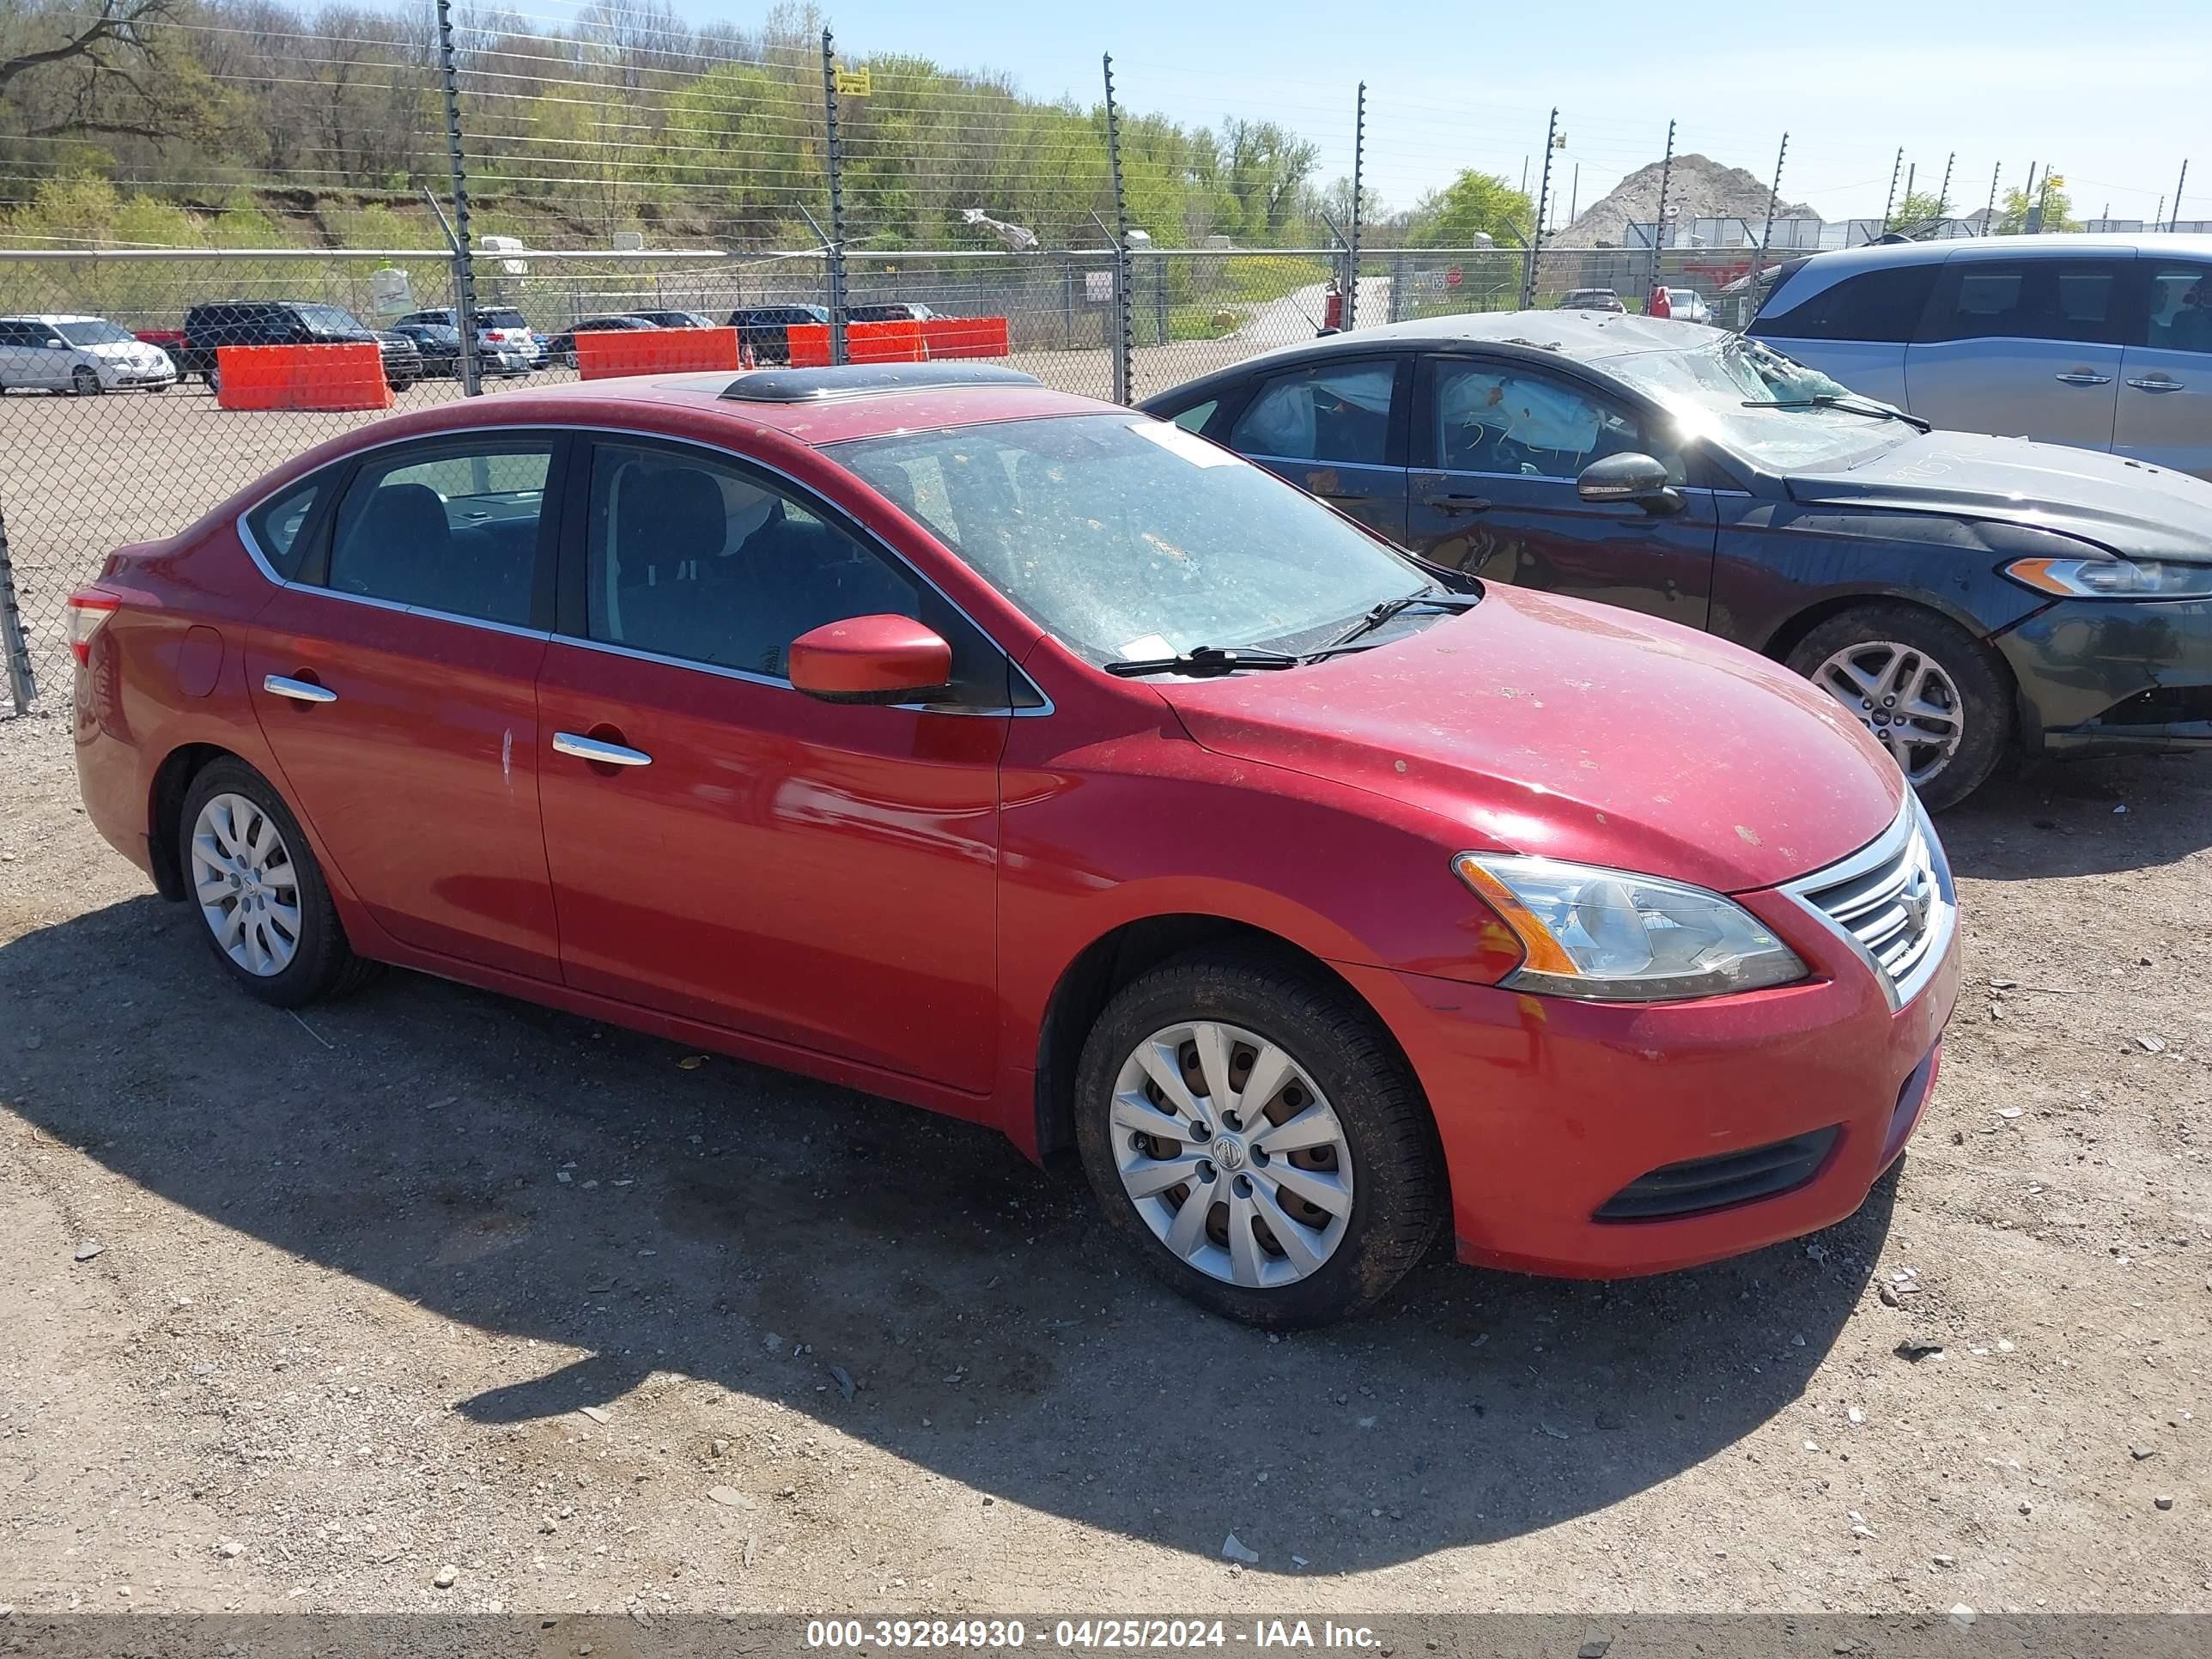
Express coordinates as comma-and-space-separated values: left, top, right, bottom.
244, 477, 326, 580
1753, 263, 1937, 343
325, 441, 555, 626
1922, 258, 2130, 345
2142, 264, 2212, 353
1228, 360, 1398, 465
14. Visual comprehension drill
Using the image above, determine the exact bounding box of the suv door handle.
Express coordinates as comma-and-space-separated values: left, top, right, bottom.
553, 731, 653, 768
263, 674, 337, 704
2125, 375, 2185, 392
2054, 370, 2113, 386
1424, 493, 1492, 514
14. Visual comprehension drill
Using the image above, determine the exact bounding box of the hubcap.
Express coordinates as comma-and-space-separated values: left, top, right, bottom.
1812, 641, 1965, 786
1110, 1020, 1353, 1290
190, 793, 302, 976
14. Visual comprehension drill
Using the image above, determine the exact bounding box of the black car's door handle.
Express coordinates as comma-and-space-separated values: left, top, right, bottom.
1424, 493, 1492, 514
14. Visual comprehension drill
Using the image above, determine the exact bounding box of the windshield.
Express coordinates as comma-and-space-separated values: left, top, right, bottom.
292, 303, 367, 337
1610, 336, 1913, 471
55, 319, 137, 346
830, 414, 1432, 665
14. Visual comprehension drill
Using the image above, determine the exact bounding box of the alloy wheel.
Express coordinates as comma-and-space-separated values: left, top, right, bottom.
1813, 640, 1965, 785
1110, 1020, 1353, 1289
71, 366, 100, 396
190, 793, 303, 976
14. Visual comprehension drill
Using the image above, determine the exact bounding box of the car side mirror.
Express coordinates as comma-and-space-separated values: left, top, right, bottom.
787, 614, 953, 705
1577, 453, 1681, 514
44, 337, 67, 349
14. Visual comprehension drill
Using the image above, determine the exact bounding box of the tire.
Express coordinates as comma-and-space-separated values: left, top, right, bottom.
1784, 602, 2012, 811
177, 758, 380, 1007
1073, 947, 1444, 1328
204, 365, 220, 394
71, 365, 102, 396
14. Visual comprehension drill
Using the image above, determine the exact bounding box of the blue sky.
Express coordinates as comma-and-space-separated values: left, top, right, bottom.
698, 0, 2203, 225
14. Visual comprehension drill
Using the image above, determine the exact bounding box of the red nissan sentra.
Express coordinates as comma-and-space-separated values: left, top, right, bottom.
69, 363, 1960, 1326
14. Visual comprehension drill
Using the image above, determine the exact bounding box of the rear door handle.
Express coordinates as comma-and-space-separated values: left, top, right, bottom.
1424, 493, 1493, 514
2054, 370, 2113, 386
2125, 375, 2185, 392
553, 731, 653, 768
263, 674, 337, 704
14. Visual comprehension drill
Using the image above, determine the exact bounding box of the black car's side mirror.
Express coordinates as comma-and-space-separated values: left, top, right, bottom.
1577, 453, 1682, 514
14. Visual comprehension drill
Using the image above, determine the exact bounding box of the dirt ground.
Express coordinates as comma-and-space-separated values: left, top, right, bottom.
1, 702, 2207, 1625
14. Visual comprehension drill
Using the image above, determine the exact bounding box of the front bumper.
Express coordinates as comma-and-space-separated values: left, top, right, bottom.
1996, 597, 2212, 757
1342, 836, 1961, 1279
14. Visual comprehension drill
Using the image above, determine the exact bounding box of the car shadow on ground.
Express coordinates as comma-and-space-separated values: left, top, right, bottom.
1936, 751, 2212, 882
3, 895, 1894, 1572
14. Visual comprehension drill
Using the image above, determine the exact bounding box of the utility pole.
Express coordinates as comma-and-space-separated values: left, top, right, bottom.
1936, 151, 1954, 219
1567, 163, 1579, 228
820, 28, 848, 365
1346, 82, 1365, 331
1902, 162, 1917, 225
2174, 160, 2191, 229
1523, 109, 1559, 308
1650, 118, 1676, 294
432, 0, 481, 395
1881, 146, 1903, 233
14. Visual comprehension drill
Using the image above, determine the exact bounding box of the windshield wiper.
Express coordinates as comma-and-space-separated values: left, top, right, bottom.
1740, 393, 1931, 433
1102, 645, 1303, 678
1317, 586, 1482, 654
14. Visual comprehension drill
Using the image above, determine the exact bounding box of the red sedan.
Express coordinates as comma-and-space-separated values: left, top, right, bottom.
68, 363, 1960, 1325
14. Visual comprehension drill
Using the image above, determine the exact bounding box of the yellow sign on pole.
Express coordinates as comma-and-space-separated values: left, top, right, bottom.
834, 65, 871, 97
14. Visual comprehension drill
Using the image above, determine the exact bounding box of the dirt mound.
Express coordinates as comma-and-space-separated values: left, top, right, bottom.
1553, 153, 1818, 247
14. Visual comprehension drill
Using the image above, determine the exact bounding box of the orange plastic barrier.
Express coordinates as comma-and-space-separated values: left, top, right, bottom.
575, 326, 744, 379
784, 321, 936, 368
786, 324, 831, 367
216, 344, 391, 412
921, 316, 1011, 360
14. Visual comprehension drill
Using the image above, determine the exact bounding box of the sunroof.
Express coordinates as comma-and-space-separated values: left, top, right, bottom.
719, 363, 1043, 403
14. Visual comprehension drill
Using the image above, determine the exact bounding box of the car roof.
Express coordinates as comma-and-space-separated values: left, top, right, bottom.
1780, 231, 2212, 274
3, 313, 104, 323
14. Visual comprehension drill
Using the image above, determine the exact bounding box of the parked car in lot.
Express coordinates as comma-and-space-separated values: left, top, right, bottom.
1748, 233, 2212, 478
386, 321, 465, 378
177, 301, 421, 393
1650, 285, 1713, 325
390, 307, 538, 374
544, 314, 659, 369
626, 309, 715, 330
848, 301, 942, 324
0, 314, 177, 393
1143, 311, 2212, 807
729, 303, 830, 363
68, 361, 1959, 1325
1559, 288, 1627, 313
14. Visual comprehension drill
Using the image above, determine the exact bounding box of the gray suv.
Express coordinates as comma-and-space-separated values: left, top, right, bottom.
1749, 233, 2212, 478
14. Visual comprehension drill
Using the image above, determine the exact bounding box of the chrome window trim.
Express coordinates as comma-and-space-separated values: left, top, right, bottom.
234, 419, 1050, 716
1778, 793, 1956, 1014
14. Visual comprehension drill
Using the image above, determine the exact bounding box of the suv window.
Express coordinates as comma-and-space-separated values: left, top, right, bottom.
1923, 258, 2129, 345
325, 441, 554, 626
1228, 360, 1398, 466
1425, 357, 1679, 482
1753, 262, 1938, 343
2142, 264, 2212, 353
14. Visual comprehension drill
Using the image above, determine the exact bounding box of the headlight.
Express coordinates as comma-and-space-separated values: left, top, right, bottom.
2004, 556, 2212, 599
1453, 853, 1807, 1001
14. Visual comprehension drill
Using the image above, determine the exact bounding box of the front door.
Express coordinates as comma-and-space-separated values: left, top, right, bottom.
1905, 255, 2131, 452
534, 438, 1008, 1098
243, 432, 567, 980
1403, 354, 1717, 626
2116, 259, 2212, 477
1222, 356, 1411, 540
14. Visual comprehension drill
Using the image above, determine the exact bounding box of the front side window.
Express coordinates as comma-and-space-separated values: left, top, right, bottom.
1428, 359, 1666, 479
830, 414, 1431, 666
1227, 360, 1397, 466
1755, 263, 1938, 343
2142, 264, 2212, 353
1169, 398, 1218, 434
325, 442, 553, 625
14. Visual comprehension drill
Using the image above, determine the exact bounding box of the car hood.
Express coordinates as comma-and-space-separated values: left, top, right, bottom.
1154, 585, 1905, 895
1790, 430, 2212, 561
81, 340, 167, 363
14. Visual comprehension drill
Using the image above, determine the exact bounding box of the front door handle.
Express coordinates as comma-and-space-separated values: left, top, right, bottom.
1424, 493, 1493, 514
2054, 370, 2113, 386
553, 731, 653, 768
2125, 375, 2185, 392
264, 674, 337, 704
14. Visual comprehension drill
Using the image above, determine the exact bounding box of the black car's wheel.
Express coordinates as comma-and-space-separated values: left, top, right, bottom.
1785, 602, 2012, 811
1073, 947, 1444, 1328
178, 758, 380, 1007
204, 365, 220, 394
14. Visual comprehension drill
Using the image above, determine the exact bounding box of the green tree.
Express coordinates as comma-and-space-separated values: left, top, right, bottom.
1996, 181, 2080, 234
1407, 169, 1533, 247
1885, 188, 1947, 230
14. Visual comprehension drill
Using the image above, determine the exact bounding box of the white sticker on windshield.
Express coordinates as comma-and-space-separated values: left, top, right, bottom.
1126, 418, 1238, 466
1117, 633, 1176, 660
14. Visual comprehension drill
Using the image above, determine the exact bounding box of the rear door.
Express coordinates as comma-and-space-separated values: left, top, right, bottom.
1402, 353, 1717, 626
2116, 258, 2212, 477
1905, 253, 2131, 450
243, 431, 568, 980
0, 321, 57, 388
1220, 356, 1411, 540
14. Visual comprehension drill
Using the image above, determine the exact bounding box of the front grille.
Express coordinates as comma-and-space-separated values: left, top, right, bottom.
1594, 1127, 1840, 1222
1789, 800, 1953, 1006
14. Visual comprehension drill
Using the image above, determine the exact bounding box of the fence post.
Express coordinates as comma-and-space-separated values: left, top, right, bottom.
1389, 251, 1406, 324
1881, 147, 1903, 234
1152, 253, 1168, 347
2174, 160, 2191, 230
1522, 108, 1559, 309
821, 28, 849, 366
1102, 52, 1133, 406
0, 496, 37, 718
433, 0, 482, 396
1345, 82, 1365, 331
1650, 118, 1676, 301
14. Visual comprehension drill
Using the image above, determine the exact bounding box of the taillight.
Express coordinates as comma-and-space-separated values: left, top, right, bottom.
67, 591, 121, 666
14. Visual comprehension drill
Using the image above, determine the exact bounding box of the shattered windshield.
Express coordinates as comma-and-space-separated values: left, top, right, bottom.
1610, 337, 1916, 471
